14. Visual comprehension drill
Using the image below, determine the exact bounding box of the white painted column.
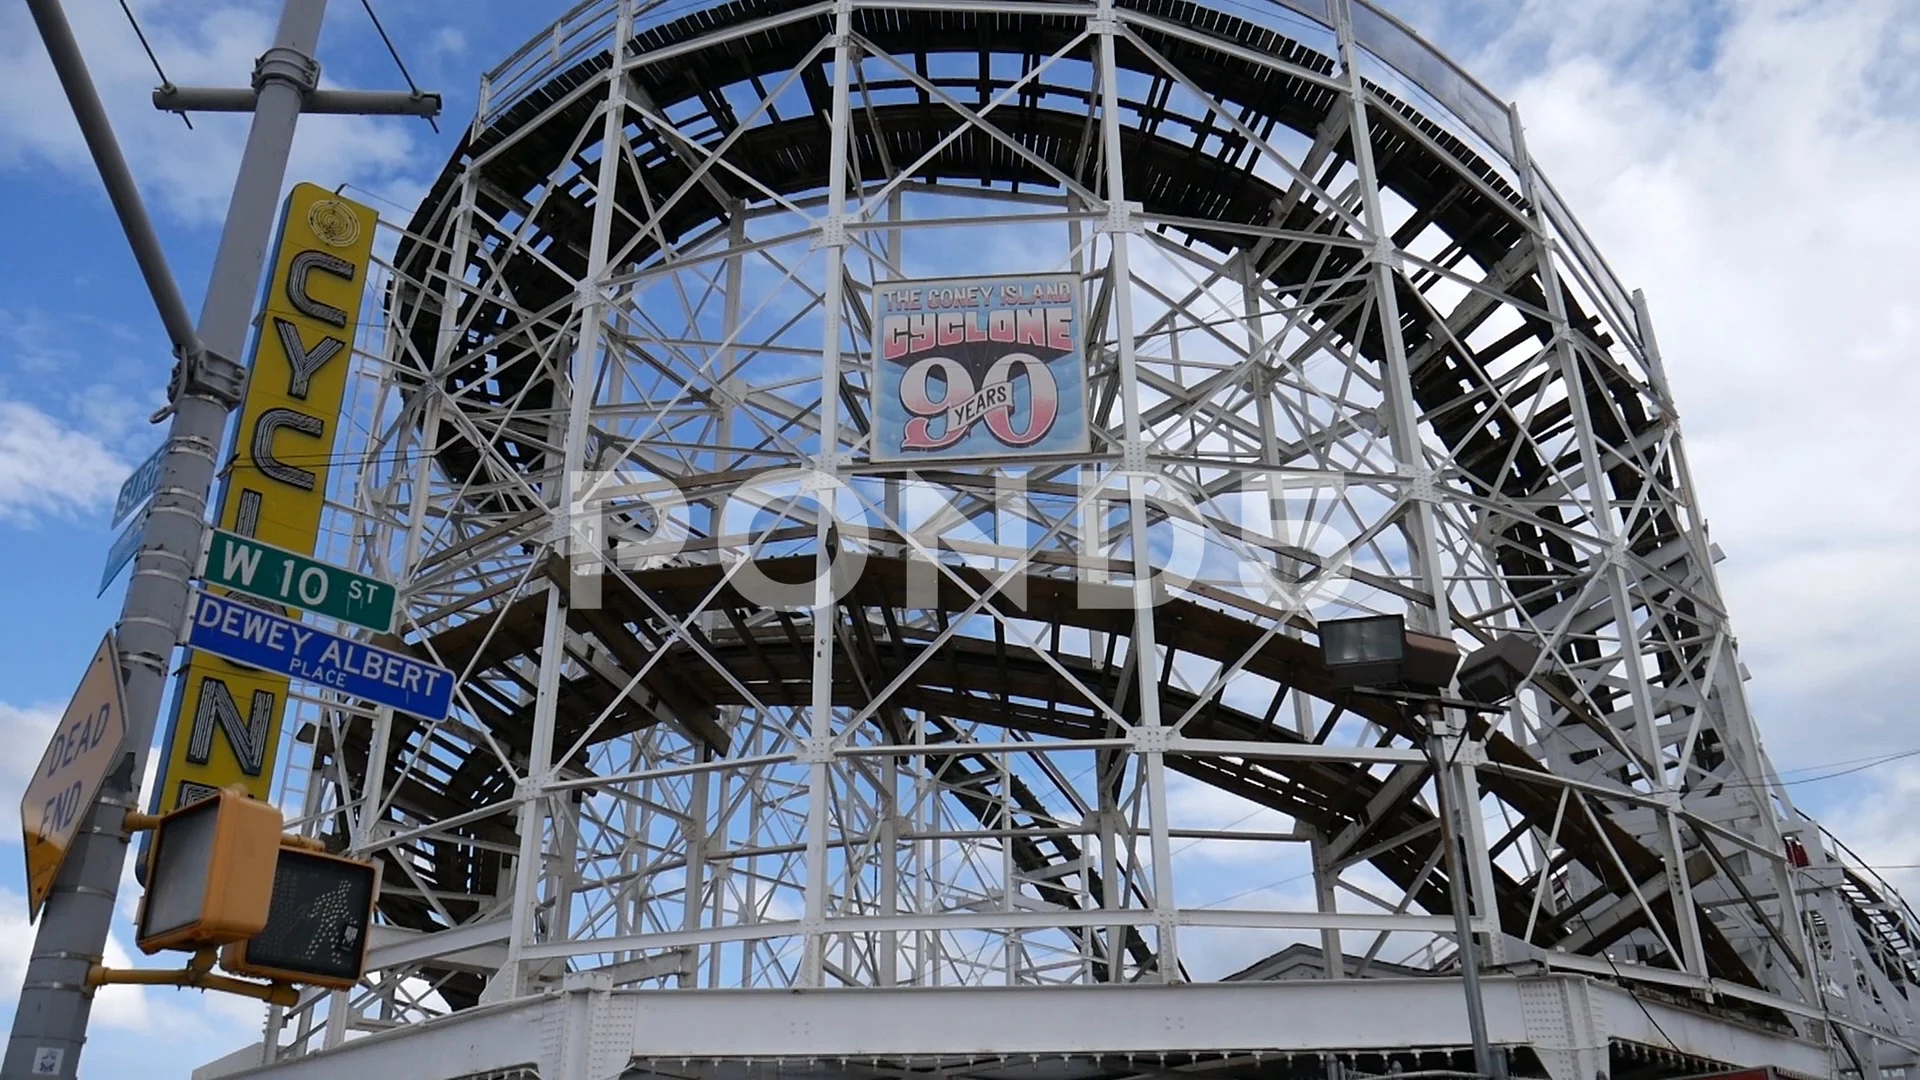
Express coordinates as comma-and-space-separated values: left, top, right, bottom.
802, 0, 858, 987
1094, 0, 1179, 981
1507, 103, 1707, 979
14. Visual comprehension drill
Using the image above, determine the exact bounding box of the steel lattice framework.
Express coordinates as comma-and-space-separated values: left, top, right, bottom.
209, 1, 1920, 1078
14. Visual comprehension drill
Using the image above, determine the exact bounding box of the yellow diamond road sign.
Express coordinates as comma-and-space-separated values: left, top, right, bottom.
22, 633, 130, 920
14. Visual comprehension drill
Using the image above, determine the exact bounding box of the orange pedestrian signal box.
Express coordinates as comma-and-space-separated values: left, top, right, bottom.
222, 846, 379, 989
135, 788, 283, 954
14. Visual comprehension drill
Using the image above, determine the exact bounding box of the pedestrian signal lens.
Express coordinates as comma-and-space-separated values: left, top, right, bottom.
221, 848, 378, 989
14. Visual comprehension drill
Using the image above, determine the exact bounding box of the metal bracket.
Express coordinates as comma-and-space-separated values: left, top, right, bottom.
87, 950, 297, 1007
1097, 200, 1145, 235
1130, 725, 1172, 753
153, 344, 245, 421
1446, 736, 1486, 768
811, 214, 850, 250
1121, 440, 1149, 473
1519, 978, 1607, 1080
800, 466, 846, 491
543, 972, 636, 1080
1599, 538, 1632, 570
798, 735, 837, 764
253, 45, 320, 96
1405, 469, 1442, 505
1371, 235, 1401, 270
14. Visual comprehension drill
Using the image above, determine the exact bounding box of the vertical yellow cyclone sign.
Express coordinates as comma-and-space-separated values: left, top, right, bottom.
151, 184, 378, 811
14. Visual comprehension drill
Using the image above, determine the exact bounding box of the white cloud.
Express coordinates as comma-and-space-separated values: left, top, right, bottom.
0, 400, 127, 525
0, 888, 144, 1031
91, 932, 152, 1032
0, 891, 27, 1011
0, 1, 423, 226
1395, 1, 1920, 772
1818, 760, 1920, 895
428, 26, 468, 56
0, 702, 60, 844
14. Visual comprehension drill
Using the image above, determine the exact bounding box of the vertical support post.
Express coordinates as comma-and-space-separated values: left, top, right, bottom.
1332, 3, 1496, 1071
1505, 104, 1708, 981
354, 708, 396, 851
344, 264, 458, 959
1633, 288, 1814, 998
1427, 708, 1501, 1080
321, 990, 349, 1049
503, 0, 634, 998
917, 721, 938, 986
680, 760, 710, 986
1067, 189, 1122, 983
548, 794, 581, 943
741, 767, 762, 987
801, 0, 857, 988
1243, 252, 1349, 973
718, 203, 747, 475
1451, 734, 1504, 967
322, 175, 463, 1035
1093, 0, 1179, 982
5, 2, 330, 1076
875, 189, 903, 988
878, 751, 899, 986
1329, 2, 1451, 632
562, 0, 635, 612
707, 732, 732, 988
503, 584, 569, 995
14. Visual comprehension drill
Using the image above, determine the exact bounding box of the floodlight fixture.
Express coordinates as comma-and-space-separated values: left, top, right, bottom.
1458, 636, 1541, 705
1318, 614, 1462, 691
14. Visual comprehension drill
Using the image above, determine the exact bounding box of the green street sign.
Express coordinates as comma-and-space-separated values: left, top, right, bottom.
199, 528, 398, 634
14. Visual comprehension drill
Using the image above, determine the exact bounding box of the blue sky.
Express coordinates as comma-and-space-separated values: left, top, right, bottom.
1, 0, 1918, 1075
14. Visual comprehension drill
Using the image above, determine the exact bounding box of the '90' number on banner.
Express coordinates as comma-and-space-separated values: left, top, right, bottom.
898, 353, 1059, 451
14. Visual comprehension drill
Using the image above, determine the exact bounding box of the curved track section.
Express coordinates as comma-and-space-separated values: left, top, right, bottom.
262, 0, 1920, 1073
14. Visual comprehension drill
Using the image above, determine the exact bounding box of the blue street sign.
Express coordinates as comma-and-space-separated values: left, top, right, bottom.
185, 591, 455, 722
111, 444, 165, 528
98, 507, 148, 597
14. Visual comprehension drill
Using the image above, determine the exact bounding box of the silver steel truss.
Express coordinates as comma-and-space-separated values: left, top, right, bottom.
208, 1, 1920, 1078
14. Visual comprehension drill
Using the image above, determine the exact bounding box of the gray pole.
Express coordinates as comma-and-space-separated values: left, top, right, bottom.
3, 2, 329, 1076
1425, 706, 1505, 1079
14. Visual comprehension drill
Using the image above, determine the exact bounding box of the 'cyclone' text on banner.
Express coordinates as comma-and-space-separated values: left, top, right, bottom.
870, 273, 1088, 463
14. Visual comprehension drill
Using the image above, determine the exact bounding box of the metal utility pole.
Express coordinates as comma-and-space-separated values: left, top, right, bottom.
1425, 705, 1506, 1080
4, 2, 435, 1076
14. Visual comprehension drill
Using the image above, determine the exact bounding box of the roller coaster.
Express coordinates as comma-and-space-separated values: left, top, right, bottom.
206, 1, 1920, 1077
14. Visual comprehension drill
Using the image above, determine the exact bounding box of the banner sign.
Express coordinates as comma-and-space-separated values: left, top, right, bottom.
870, 273, 1088, 463
149, 184, 378, 814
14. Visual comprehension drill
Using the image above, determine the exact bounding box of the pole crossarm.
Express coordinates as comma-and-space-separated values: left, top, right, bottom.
154, 85, 443, 117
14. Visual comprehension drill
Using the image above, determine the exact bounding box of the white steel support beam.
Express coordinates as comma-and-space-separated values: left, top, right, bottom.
1094, 0, 1178, 981
205, 974, 1834, 1080
803, 0, 858, 989
1505, 103, 1711, 983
